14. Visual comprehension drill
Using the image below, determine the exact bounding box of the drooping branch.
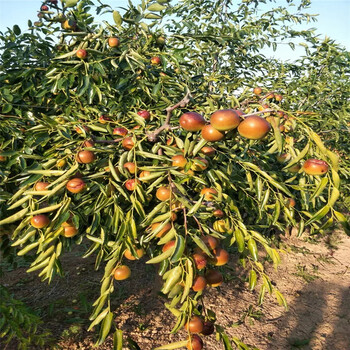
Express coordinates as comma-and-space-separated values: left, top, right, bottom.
147, 90, 192, 142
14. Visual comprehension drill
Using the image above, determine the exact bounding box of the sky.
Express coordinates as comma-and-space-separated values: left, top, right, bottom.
0, 0, 349, 62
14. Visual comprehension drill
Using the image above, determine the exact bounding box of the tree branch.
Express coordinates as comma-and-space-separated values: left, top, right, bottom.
242, 109, 275, 118
147, 90, 192, 142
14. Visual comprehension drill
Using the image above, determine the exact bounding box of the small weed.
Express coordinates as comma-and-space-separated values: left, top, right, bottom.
232, 305, 264, 326
137, 322, 149, 331
288, 245, 311, 255
61, 324, 83, 339
325, 232, 343, 250
133, 303, 145, 316
316, 255, 335, 264
289, 338, 311, 347
293, 264, 319, 283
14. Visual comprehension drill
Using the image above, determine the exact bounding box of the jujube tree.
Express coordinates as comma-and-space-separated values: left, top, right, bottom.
0, 0, 348, 348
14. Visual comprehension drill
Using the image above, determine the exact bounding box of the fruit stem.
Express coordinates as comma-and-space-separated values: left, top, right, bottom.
147, 90, 192, 142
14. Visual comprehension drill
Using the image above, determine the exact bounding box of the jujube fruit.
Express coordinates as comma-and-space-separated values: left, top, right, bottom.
124, 248, 144, 260
139, 170, 151, 181
201, 124, 225, 142
34, 182, 50, 191
122, 137, 134, 150
192, 276, 207, 292
99, 115, 111, 124
238, 115, 271, 140
286, 198, 296, 208
185, 316, 204, 333
303, 159, 329, 176
288, 164, 301, 173
66, 178, 85, 193
108, 37, 120, 48
179, 112, 206, 132
113, 127, 128, 136
151, 222, 172, 238
137, 110, 151, 120
210, 109, 242, 131
275, 94, 283, 102
202, 236, 219, 250
114, 265, 131, 280
191, 157, 208, 171
123, 162, 136, 174
162, 240, 176, 252
181, 169, 195, 176
213, 209, 224, 218
171, 200, 184, 212
201, 321, 215, 336
209, 248, 229, 266
156, 186, 171, 201
31, 215, 50, 229
62, 225, 78, 238
200, 188, 218, 201
200, 146, 215, 157
172, 155, 187, 168
205, 270, 223, 287
187, 335, 203, 350
62, 20, 77, 31
277, 153, 291, 163
192, 253, 207, 270
76, 150, 95, 164
83, 139, 95, 148
150, 56, 161, 65
253, 87, 262, 95
76, 49, 87, 59
125, 179, 140, 191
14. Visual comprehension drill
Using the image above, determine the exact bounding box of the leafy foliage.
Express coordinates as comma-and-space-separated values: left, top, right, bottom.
0, 285, 51, 349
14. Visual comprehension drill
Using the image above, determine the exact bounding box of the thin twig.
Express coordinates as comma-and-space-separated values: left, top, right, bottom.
193, 215, 204, 234
183, 207, 188, 235
259, 91, 276, 103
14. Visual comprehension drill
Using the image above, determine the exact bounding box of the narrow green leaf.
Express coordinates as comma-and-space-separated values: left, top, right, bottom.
147, 3, 167, 11
309, 177, 328, 201
113, 329, 123, 350
0, 207, 29, 225
181, 259, 193, 303
247, 238, 258, 261
248, 269, 257, 291
113, 11, 122, 26
305, 205, 330, 226
274, 290, 288, 310
283, 143, 309, 169
146, 247, 174, 264
170, 235, 185, 263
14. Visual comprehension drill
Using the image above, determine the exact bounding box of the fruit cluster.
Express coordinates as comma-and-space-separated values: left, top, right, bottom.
179, 109, 271, 141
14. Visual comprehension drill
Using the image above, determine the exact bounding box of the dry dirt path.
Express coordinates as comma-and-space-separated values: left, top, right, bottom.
1, 231, 349, 350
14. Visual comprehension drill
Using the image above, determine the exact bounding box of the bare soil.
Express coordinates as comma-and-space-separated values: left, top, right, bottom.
1, 229, 349, 350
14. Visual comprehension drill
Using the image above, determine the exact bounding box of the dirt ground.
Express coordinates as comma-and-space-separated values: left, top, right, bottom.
1, 229, 349, 350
